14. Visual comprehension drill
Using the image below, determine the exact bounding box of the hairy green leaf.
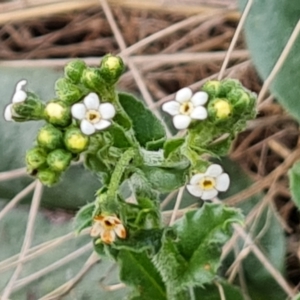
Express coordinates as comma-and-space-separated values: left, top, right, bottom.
118, 93, 166, 150
118, 250, 166, 300
74, 202, 95, 234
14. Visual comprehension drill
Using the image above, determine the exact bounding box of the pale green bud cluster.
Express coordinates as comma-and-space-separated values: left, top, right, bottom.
203, 79, 256, 124
26, 126, 90, 186
6, 56, 125, 186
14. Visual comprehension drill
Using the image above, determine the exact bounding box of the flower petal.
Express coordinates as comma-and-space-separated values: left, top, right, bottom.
190, 173, 205, 185
99, 103, 116, 119
4, 104, 13, 121
114, 224, 126, 239
173, 114, 191, 130
12, 90, 27, 103
162, 101, 180, 116
206, 164, 223, 177
80, 119, 96, 135
94, 119, 111, 130
15, 79, 27, 91
90, 222, 103, 238
175, 87, 193, 103
101, 229, 115, 244
201, 188, 218, 200
84, 93, 100, 109
191, 91, 208, 106
71, 103, 86, 120
190, 106, 207, 120
216, 173, 230, 192
187, 184, 203, 197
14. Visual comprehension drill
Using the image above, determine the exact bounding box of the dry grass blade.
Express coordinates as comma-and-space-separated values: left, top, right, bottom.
39, 252, 100, 300
13, 243, 93, 292
0, 181, 36, 222
1, 181, 43, 300
0, 168, 27, 182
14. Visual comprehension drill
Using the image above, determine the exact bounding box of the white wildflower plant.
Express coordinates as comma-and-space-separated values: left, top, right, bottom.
187, 164, 230, 200
71, 92, 116, 135
4, 80, 27, 121
3, 55, 258, 299
90, 215, 126, 244
162, 87, 208, 130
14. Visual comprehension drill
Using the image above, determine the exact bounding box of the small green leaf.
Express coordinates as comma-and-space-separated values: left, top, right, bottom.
107, 123, 134, 148
141, 166, 187, 193
175, 203, 243, 260
158, 204, 243, 292
289, 161, 300, 209
163, 138, 185, 158
74, 202, 95, 234
118, 250, 167, 300
118, 93, 166, 149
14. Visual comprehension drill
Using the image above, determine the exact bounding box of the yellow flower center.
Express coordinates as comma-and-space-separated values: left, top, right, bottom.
179, 101, 194, 115
199, 177, 215, 190
213, 100, 231, 119
46, 103, 65, 118
86, 110, 101, 124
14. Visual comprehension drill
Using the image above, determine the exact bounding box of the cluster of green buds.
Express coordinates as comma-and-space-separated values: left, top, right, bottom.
203, 79, 256, 123
4, 54, 125, 186
162, 78, 256, 130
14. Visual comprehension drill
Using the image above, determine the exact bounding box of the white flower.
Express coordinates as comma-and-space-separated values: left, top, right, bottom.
162, 87, 208, 130
90, 215, 126, 244
187, 164, 230, 200
4, 80, 27, 121
71, 92, 116, 135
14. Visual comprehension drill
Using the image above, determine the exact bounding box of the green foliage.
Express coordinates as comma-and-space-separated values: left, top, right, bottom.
194, 281, 244, 300
289, 161, 300, 209
118, 250, 166, 300
153, 204, 243, 294
118, 93, 166, 150
163, 137, 185, 158
74, 202, 96, 234
141, 166, 187, 193
239, 0, 300, 121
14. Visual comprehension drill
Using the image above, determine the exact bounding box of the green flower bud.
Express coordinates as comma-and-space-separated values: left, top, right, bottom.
26, 147, 47, 169
45, 100, 71, 127
64, 59, 87, 83
55, 78, 83, 105
13, 92, 45, 121
208, 98, 233, 121
220, 79, 242, 95
47, 149, 72, 172
202, 80, 222, 98
64, 127, 89, 153
227, 88, 253, 114
37, 168, 60, 186
37, 124, 63, 150
81, 67, 105, 93
99, 54, 124, 84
